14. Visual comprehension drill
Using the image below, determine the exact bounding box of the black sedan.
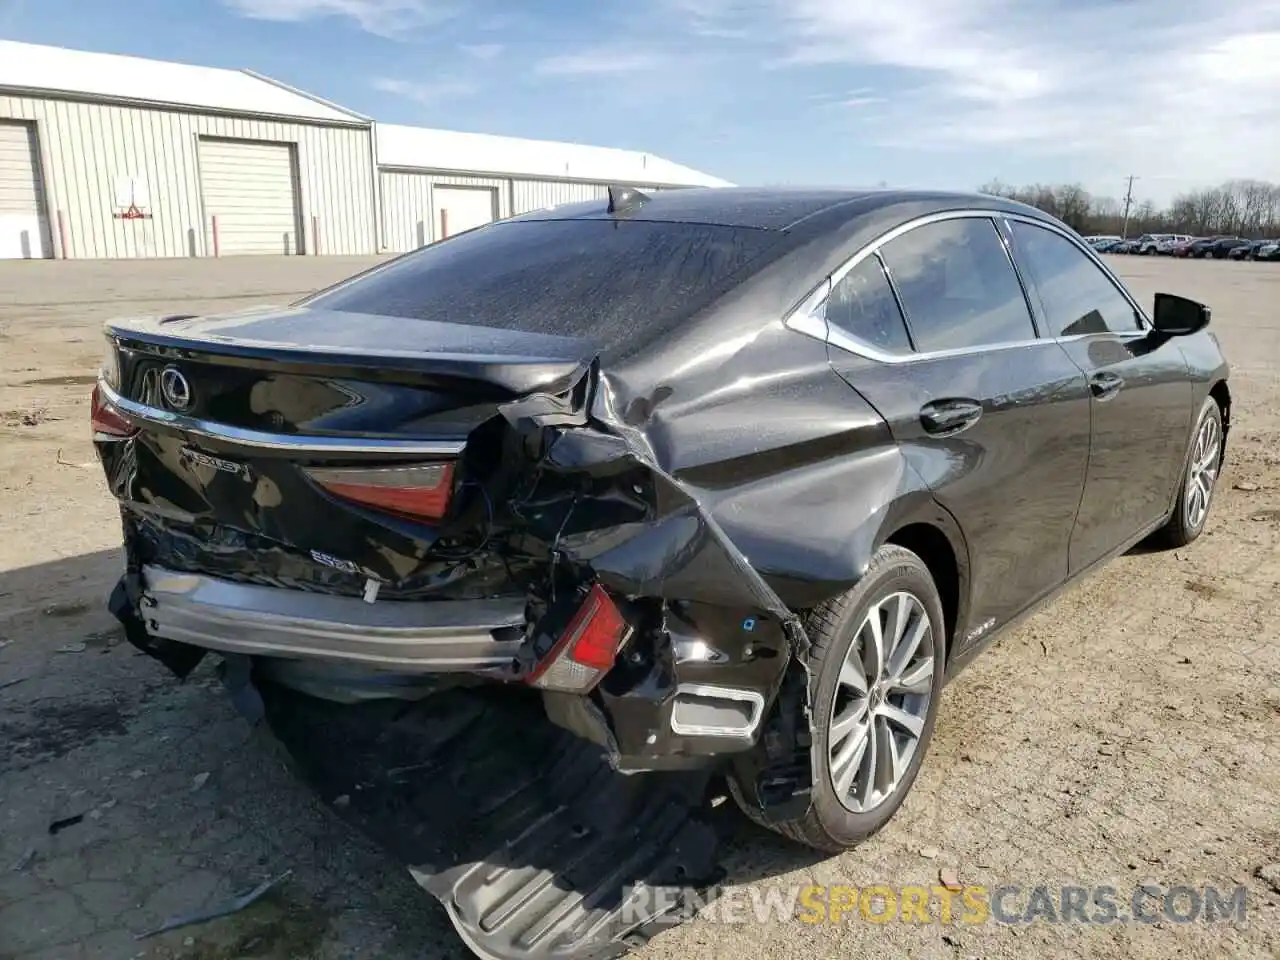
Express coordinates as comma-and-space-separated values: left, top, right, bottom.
1229, 239, 1279, 260
1206, 236, 1250, 258
1186, 236, 1229, 258
91, 188, 1230, 960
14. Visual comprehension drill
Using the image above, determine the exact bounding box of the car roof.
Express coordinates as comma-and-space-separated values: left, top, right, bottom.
512, 186, 1047, 232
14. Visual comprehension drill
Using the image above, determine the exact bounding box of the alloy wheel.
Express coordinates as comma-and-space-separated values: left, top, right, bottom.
827, 592, 935, 813
1185, 412, 1220, 530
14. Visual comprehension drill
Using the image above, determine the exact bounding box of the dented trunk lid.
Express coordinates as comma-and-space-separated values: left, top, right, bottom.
98, 306, 597, 594
107, 305, 597, 429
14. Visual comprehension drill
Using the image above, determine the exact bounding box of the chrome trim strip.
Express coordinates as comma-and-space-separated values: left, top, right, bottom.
140, 566, 526, 672
784, 207, 1153, 365
826, 328, 1050, 364
99, 379, 466, 456
669, 683, 765, 739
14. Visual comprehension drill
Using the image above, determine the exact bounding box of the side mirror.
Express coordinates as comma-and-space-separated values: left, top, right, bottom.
1152, 293, 1210, 336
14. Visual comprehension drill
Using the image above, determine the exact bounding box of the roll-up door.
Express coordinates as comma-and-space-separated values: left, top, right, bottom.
0, 120, 50, 259
199, 138, 302, 256
433, 185, 497, 239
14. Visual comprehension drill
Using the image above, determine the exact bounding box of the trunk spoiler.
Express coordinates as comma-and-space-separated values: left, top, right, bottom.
105, 306, 599, 398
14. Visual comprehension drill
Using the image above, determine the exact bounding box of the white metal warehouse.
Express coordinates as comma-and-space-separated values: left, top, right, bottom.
0, 40, 729, 261
0, 40, 378, 260
375, 124, 731, 253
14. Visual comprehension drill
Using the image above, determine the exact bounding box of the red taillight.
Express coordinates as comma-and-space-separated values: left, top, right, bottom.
305, 462, 456, 522
90, 383, 136, 438
526, 584, 630, 692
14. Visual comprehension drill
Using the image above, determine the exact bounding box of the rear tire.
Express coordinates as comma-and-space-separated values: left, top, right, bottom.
1156, 397, 1223, 548
732, 545, 946, 852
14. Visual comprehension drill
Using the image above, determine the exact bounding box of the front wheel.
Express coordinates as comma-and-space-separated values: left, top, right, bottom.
733, 545, 946, 852
1156, 397, 1223, 547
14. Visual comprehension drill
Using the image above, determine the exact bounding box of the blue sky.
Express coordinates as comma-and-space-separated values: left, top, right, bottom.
3, 0, 1279, 205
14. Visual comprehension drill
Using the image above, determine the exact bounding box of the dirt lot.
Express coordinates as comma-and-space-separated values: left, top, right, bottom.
1, 255, 1277, 960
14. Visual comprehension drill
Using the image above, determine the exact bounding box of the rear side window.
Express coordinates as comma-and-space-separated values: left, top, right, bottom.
878, 218, 1036, 352
1010, 222, 1142, 336
824, 255, 912, 354
303, 219, 782, 364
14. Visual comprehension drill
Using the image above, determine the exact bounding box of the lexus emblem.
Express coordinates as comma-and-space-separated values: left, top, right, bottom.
160, 366, 192, 410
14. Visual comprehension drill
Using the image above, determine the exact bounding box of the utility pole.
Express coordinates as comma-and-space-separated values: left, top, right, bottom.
1120, 175, 1138, 239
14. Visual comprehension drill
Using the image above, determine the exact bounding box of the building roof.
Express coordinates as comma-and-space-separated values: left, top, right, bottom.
0, 41, 730, 185
376, 123, 732, 189
0, 40, 368, 124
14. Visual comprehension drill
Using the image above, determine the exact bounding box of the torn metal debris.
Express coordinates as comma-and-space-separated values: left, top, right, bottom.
134, 870, 292, 940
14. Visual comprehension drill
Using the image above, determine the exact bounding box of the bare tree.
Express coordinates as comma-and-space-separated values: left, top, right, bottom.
1053, 185, 1093, 231
981, 177, 1280, 237
979, 179, 1017, 199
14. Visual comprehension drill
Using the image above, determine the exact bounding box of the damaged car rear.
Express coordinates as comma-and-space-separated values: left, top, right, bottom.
93, 186, 1229, 959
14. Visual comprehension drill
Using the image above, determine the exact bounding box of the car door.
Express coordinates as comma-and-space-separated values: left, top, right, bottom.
1005, 217, 1193, 571
818, 213, 1093, 642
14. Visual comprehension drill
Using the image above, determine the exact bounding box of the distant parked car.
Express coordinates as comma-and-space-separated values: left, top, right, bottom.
1136, 234, 1172, 255
1229, 238, 1280, 260
1255, 241, 1280, 262
1208, 237, 1250, 259
1186, 237, 1227, 258
1112, 239, 1140, 254
1090, 237, 1122, 252
1156, 235, 1193, 254
1171, 238, 1203, 257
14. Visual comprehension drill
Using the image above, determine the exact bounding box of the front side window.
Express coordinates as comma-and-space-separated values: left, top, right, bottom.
877, 217, 1037, 352
823, 255, 912, 354
1010, 221, 1142, 336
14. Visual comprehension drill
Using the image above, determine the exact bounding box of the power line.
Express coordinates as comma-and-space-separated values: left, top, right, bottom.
1121, 175, 1139, 238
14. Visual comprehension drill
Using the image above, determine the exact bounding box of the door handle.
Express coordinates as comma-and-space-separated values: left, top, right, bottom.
920, 399, 983, 436
1090, 373, 1124, 401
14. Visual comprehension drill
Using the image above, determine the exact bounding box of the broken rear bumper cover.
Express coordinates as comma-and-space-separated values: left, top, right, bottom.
137, 565, 527, 672
113, 557, 804, 783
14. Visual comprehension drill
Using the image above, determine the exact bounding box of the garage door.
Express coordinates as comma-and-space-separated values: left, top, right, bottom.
0, 121, 50, 259
199, 138, 301, 256
434, 185, 497, 239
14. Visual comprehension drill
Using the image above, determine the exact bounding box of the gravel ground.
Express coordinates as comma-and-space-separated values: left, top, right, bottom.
0, 255, 1277, 960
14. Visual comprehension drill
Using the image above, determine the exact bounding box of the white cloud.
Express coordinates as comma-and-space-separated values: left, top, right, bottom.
224, 0, 1280, 197
662, 0, 761, 39
535, 47, 666, 76
805, 88, 886, 112
776, 0, 1054, 103
669, 0, 1280, 199
373, 75, 475, 104
460, 42, 504, 60
223, 0, 454, 37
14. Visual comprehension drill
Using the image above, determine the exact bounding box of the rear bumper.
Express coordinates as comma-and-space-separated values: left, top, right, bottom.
139, 565, 527, 672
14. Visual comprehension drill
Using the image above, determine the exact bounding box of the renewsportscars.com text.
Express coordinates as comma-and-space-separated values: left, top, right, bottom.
621, 883, 1249, 926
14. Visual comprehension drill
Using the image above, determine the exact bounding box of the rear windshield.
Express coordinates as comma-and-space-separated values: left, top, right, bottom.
303, 218, 781, 363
